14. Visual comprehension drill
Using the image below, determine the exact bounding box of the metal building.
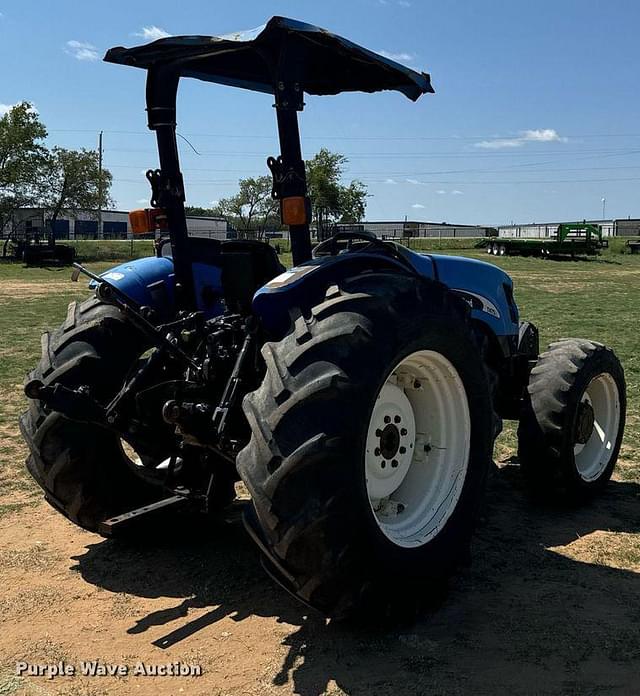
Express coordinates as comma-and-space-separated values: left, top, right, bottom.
335, 220, 494, 239
4, 208, 228, 240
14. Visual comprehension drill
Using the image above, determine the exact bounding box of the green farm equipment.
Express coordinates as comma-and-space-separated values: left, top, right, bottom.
488, 222, 607, 258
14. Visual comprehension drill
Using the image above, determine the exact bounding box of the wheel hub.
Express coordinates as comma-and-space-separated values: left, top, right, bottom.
379, 423, 401, 459
365, 382, 416, 500
575, 399, 595, 445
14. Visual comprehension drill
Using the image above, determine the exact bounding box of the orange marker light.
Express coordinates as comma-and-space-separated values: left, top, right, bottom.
129, 208, 168, 235
281, 196, 309, 226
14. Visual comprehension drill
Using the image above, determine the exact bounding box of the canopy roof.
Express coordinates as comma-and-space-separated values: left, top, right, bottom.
104, 16, 433, 102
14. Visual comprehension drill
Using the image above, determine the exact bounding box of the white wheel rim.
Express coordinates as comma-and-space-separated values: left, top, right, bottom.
574, 373, 621, 481
365, 350, 471, 548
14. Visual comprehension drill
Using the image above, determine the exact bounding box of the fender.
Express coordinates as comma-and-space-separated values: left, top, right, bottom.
253, 248, 520, 343
253, 251, 436, 338
90, 256, 224, 319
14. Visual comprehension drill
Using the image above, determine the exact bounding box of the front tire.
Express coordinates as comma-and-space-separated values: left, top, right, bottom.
518, 339, 626, 499
237, 274, 493, 619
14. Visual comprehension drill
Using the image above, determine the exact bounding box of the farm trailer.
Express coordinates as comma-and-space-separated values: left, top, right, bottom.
488, 222, 607, 258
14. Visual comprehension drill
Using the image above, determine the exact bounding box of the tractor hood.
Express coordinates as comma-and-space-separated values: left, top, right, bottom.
104, 16, 434, 101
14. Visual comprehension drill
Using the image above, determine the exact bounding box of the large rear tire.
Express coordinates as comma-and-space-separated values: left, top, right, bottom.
518, 339, 626, 499
19, 297, 168, 532
237, 273, 493, 620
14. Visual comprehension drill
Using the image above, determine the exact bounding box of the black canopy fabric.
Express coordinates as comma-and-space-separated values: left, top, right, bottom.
104, 16, 433, 102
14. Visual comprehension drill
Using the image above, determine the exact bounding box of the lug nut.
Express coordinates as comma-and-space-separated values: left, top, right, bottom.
384, 416, 391, 424
399, 446, 406, 454
375, 429, 382, 437
381, 461, 386, 469
401, 428, 407, 436
413, 380, 421, 389
394, 415, 401, 424
391, 459, 398, 468
374, 447, 380, 456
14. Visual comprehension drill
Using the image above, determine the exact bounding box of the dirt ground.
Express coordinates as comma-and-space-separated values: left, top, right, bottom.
2, 455, 640, 695
2, 260, 640, 695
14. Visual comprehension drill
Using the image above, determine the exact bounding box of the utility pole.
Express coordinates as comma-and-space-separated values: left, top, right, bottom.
601, 197, 606, 220
97, 131, 103, 239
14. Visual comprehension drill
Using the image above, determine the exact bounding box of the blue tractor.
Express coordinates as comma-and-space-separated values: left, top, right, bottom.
20, 18, 626, 620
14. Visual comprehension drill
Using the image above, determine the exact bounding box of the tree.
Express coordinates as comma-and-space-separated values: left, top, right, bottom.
38, 147, 112, 234
184, 205, 218, 217
215, 175, 279, 238
305, 148, 368, 237
0, 102, 48, 233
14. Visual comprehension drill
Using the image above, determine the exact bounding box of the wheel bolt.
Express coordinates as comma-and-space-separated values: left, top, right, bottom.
391, 459, 398, 468
394, 415, 401, 424
414, 380, 421, 389
400, 428, 407, 436
399, 446, 406, 454
381, 461, 386, 469
384, 416, 391, 424
374, 447, 380, 456
375, 429, 382, 437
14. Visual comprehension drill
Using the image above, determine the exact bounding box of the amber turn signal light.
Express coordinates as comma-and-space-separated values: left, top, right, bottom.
129, 208, 168, 235
281, 196, 309, 226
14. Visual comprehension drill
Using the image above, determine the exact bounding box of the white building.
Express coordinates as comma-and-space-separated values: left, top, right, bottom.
335, 220, 495, 239
5, 208, 229, 240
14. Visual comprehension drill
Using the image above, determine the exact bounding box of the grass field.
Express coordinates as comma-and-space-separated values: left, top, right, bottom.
1, 242, 639, 507
1, 242, 640, 695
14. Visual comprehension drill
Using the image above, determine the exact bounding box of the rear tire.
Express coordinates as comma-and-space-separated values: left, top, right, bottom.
518, 339, 625, 499
238, 274, 493, 619
19, 298, 167, 532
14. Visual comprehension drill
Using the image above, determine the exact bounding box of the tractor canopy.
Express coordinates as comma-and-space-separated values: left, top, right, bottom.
104, 16, 434, 101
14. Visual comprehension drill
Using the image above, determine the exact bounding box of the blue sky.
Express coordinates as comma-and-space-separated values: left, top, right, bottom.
1, 0, 639, 224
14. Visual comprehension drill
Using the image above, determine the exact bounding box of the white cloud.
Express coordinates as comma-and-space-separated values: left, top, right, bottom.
65, 40, 100, 61
475, 138, 522, 150
378, 50, 415, 62
406, 178, 420, 185
411, 203, 425, 209
475, 128, 567, 149
436, 190, 447, 195
522, 128, 567, 143
383, 178, 397, 184
378, 0, 411, 7
451, 190, 464, 195
135, 26, 171, 41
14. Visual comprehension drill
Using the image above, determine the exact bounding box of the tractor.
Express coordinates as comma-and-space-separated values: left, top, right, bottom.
19, 17, 626, 620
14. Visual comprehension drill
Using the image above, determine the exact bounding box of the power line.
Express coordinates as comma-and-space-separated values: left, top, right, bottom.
103, 146, 640, 159
47, 128, 640, 141
111, 174, 640, 186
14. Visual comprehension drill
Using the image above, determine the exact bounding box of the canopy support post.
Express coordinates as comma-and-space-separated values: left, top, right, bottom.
272, 82, 312, 266
145, 66, 195, 310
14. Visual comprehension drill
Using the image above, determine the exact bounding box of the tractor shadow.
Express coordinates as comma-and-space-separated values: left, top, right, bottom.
71, 466, 640, 695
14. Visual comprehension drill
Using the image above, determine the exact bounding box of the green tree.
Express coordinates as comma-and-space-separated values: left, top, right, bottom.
0, 102, 48, 232
184, 205, 218, 217
305, 148, 368, 237
215, 175, 278, 238
38, 147, 113, 234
